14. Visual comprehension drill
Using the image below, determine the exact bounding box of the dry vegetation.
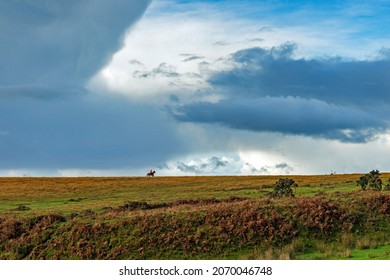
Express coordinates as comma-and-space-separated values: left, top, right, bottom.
1, 174, 390, 259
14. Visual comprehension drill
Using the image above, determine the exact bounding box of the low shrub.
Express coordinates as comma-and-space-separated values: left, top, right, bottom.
357, 170, 382, 191
268, 178, 298, 198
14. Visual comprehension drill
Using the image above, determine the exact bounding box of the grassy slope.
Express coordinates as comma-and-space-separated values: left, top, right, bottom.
0, 174, 363, 215
1, 174, 390, 259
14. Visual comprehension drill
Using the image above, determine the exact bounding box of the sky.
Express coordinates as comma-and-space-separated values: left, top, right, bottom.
1, 0, 390, 176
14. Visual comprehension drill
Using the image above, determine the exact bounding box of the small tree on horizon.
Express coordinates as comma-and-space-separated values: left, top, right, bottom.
268, 178, 298, 198
357, 170, 382, 191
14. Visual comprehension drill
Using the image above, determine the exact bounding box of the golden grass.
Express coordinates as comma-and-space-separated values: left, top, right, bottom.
0, 173, 388, 216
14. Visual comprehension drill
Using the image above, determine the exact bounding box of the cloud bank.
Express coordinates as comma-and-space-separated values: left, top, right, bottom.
0, 93, 182, 169
0, 1, 186, 172
171, 44, 390, 143
155, 154, 295, 176
0, 0, 151, 87
210, 44, 390, 106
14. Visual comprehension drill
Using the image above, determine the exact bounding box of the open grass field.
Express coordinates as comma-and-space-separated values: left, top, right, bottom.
1, 174, 390, 259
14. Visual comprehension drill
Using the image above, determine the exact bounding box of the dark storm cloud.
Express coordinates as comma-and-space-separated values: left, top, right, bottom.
0, 0, 151, 87
0, 92, 182, 169
0, 1, 186, 171
209, 44, 390, 106
171, 43, 390, 143
173, 96, 387, 142
0, 85, 86, 100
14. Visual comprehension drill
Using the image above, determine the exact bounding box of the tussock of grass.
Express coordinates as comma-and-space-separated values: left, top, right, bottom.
14, 205, 31, 211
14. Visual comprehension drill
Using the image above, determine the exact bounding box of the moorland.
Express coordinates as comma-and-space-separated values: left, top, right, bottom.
1, 174, 390, 259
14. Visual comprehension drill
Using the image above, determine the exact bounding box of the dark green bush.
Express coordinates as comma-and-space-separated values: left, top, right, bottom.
268, 178, 298, 198
357, 170, 382, 191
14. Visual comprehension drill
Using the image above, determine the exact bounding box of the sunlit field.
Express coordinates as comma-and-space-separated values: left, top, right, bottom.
0, 174, 363, 215
1, 174, 390, 260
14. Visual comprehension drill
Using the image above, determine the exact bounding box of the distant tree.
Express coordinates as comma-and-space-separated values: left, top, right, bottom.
357, 170, 382, 191
268, 178, 298, 198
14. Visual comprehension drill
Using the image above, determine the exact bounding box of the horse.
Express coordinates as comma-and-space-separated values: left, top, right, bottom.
147, 170, 156, 177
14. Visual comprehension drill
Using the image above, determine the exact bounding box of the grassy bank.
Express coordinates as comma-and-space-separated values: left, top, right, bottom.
1, 174, 390, 259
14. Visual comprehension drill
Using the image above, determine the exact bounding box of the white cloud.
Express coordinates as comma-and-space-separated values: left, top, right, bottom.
90, 0, 390, 103
89, 11, 260, 101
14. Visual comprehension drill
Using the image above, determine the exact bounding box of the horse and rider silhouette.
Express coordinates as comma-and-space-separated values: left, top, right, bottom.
147, 170, 156, 177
